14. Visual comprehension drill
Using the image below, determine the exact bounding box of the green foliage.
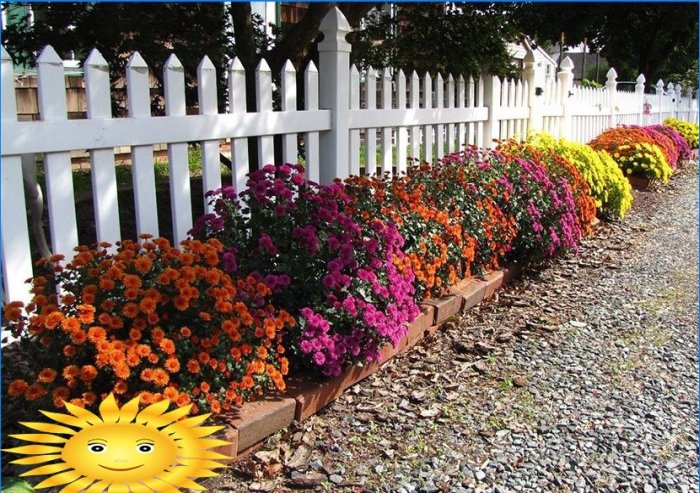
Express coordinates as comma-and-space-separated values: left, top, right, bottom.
1, 3, 229, 115
2, 478, 35, 493
352, 3, 518, 77
579, 79, 603, 89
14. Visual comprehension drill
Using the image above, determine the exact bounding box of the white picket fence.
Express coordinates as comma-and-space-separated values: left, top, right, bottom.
1, 7, 698, 306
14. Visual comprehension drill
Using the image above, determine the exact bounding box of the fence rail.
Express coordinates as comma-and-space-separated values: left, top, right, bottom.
1, 6, 698, 306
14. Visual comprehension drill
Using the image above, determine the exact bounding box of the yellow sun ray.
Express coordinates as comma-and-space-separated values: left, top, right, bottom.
157, 468, 207, 491
10, 433, 68, 444
186, 438, 231, 450
116, 396, 141, 423
20, 462, 72, 477
39, 410, 89, 429
98, 394, 122, 424
58, 476, 95, 493
145, 405, 192, 428
165, 413, 211, 431
3, 445, 64, 455
134, 399, 171, 425
10, 454, 62, 465
107, 482, 129, 493
19, 422, 76, 435
140, 476, 183, 493
177, 458, 228, 470
128, 481, 157, 493
183, 449, 231, 461
6, 393, 231, 492
179, 425, 225, 439
63, 401, 103, 426
164, 464, 219, 479
33, 469, 82, 489
83, 479, 110, 493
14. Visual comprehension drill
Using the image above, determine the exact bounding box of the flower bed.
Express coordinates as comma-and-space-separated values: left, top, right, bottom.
3, 238, 293, 416
2, 123, 690, 421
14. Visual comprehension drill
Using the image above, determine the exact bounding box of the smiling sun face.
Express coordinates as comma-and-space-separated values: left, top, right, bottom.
4, 394, 231, 492
61, 422, 178, 483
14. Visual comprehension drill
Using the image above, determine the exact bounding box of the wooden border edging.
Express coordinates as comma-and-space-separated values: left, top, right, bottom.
215, 264, 524, 461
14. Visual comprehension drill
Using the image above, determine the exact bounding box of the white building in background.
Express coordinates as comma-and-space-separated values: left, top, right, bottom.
508, 38, 558, 90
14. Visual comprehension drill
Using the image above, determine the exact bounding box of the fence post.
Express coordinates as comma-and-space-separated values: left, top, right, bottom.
1, 47, 33, 304
605, 68, 618, 129
557, 56, 574, 140
635, 73, 645, 125
523, 48, 542, 135
667, 81, 677, 119
318, 7, 351, 184
481, 75, 501, 148
655, 79, 664, 124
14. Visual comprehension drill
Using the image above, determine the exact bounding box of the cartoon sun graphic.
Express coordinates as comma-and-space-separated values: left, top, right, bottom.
3, 394, 231, 492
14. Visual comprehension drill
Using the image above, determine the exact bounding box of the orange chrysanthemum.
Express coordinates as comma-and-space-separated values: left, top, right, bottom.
37, 368, 57, 384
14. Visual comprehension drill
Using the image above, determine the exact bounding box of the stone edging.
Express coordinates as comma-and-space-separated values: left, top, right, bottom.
212, 263, 525, 462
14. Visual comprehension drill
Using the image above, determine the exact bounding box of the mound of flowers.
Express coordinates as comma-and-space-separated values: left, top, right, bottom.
190, 164, 420, 377
663, 118, 699, 149
3, 237, 293, 415
588, 126, 674, 182
345, 155, 517, 300
650, 124, 692, 163
528, 132, 633, 219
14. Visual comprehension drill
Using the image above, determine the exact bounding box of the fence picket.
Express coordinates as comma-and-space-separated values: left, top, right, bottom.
514, 79, 523, 139
409, 71, 420, 164
280, 60, 298, 164
381, 68, 393, 175
304, 62, 321, 183
435, 73, 445, 159
37, 46, 79, 260
197, 55, 222, 212
255, 59, 275, 167
476, 75, 484, 147
163, 54, 192, 243
126, 52, 159, 237
229, 58, 249, 194
422, 72, 433, 161
468, 75, 476, 146
446, 74, 456, 154
1, 47, 33, 304
349, 64, 361, 177
507, 78, 516, 138
84, 49, 121, 247
365, 67, 377, 175
457, 75, 466, 149
396, 69, 408, 175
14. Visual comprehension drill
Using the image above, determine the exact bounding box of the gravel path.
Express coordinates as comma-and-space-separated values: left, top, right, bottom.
209, 165, 698, 493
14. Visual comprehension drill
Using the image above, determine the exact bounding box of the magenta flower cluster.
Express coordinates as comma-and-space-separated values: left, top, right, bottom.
191, 164, 419, 376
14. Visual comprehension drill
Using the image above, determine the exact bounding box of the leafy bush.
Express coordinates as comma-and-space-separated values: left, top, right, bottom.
528, 132, 633, 218
663, 118, 699, 149
190, 164, 419, 377
4, 238, 292, 415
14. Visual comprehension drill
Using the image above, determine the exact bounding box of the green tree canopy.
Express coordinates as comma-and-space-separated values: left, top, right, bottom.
508, 2, 699, 90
